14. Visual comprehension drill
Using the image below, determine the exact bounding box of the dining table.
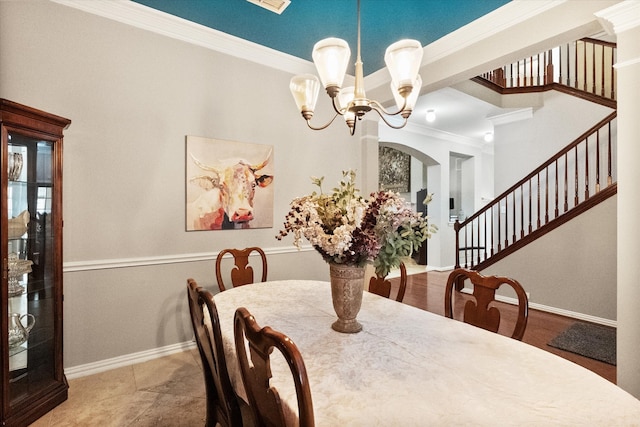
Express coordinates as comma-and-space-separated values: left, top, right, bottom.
212, 279, 640, 426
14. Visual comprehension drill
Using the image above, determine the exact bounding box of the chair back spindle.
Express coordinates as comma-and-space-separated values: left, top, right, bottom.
216, 247, 268, 292
234, 307, 314, 427
444, 268, 529, 340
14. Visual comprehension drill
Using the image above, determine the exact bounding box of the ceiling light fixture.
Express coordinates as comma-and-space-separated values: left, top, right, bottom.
246, 0, 291, 15
425, 109, 436, 123
289, 0, 423, 135
484, 132, 494, 142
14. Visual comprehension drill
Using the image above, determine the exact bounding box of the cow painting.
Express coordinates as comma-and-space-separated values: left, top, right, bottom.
186, 137, 274, 231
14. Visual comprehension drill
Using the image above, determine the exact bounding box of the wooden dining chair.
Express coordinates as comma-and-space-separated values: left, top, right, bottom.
216, 247, 268, 292
187, 279, 244, 427
234, 307, 315, 427
368, 262, 407, 302
444, 268, 529, 340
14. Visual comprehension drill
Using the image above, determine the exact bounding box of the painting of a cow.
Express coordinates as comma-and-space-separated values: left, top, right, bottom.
186, 136, 274, 231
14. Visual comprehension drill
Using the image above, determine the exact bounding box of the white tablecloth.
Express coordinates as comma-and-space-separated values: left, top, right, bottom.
213, 280, 640, 426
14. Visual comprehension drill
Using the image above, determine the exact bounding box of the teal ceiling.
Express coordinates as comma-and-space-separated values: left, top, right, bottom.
132, 0, 510, 74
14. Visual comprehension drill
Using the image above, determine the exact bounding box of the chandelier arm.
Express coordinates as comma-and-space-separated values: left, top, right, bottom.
305, 112, 341, 131
369, 107, 410, 129
368, 98, 408, 117
331, 96, 348, 116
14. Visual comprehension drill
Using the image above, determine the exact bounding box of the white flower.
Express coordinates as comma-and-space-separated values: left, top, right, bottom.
276, 170, 436, 276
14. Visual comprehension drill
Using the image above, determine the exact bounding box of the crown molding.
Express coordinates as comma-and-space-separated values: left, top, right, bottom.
50, 0, 316, 75
398, 122, 486, 151
426, 0, 565, 64
488, 108, 534, 126
595, 0, 640, 35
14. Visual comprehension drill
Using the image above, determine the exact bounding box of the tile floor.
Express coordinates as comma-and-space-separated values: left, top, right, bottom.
30, 349, 206, 427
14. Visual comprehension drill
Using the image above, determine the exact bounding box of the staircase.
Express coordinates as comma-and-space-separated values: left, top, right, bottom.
455, 38, 617, 272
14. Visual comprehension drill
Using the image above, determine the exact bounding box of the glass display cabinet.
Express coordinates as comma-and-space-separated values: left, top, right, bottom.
1, 99, 70, 426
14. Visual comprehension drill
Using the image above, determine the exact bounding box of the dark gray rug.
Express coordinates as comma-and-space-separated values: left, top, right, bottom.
548, 322, 616, 366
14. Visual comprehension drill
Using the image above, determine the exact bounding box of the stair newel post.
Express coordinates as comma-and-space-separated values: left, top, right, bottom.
497, 67, 505, 87
545, 49, 554, 85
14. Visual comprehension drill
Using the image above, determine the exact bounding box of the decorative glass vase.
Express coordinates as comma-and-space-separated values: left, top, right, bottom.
329, 263, 365, 333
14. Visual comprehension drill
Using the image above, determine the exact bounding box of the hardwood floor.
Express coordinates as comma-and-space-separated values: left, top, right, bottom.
396, 270, 616, 384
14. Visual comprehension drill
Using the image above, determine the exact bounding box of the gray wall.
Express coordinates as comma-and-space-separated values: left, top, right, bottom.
485, 195, 617, 322
0, 1, 361, 367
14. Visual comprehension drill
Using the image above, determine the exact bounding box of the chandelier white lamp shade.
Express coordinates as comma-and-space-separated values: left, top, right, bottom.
289, 0, 423, 135
312, 38, 351, 96
385, 40, 423, 94
337, 86, 357, 129
392, 75, 422, 118
290, 74, 321, 120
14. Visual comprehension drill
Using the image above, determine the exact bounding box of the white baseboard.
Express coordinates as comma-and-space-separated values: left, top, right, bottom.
528, 301, 616, 327
64, 341, 197, 380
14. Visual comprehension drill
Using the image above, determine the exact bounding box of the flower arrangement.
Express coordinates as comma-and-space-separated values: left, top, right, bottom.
276, 170, 437, 277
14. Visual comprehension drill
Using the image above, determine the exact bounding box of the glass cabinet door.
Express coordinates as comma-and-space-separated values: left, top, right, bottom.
6, 134, 60, 408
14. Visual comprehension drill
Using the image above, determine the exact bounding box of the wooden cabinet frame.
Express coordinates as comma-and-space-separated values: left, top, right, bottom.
1, 99, 70, 426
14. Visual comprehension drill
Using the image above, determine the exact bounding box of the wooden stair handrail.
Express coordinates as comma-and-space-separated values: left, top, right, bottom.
460, 111, 616, 228
455, 111, 617, 270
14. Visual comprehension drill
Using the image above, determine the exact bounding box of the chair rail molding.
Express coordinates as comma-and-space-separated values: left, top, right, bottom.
63, 246, 314, 272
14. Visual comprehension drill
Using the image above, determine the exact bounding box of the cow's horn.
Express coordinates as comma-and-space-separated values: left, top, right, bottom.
190, 153, 222, 174
251, 148, 272, 171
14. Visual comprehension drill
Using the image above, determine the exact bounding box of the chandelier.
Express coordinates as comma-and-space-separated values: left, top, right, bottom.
289, 0, 423, 135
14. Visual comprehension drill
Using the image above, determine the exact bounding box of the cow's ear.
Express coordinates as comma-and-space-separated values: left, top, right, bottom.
190, 175, 219, 190
255, 174, 273, 188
